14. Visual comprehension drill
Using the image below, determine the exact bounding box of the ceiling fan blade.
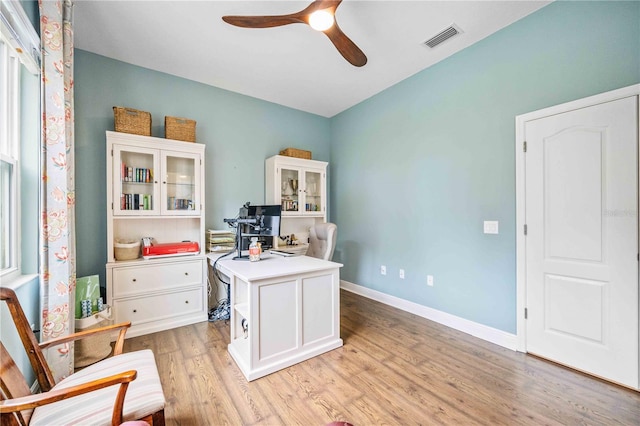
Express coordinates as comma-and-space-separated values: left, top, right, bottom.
323, 22, 367, 67
222, 0, 368, 67
222, 14, 304, 29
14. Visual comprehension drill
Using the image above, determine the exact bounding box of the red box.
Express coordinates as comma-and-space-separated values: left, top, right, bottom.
142, 241, 200, 258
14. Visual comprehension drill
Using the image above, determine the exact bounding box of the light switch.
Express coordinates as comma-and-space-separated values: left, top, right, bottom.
484, 221, 499, 234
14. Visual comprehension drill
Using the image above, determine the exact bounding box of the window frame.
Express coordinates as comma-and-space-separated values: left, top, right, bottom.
0, 33, 22, 280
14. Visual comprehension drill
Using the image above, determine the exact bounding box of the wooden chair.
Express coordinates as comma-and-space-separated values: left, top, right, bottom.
0, 287, 166, 425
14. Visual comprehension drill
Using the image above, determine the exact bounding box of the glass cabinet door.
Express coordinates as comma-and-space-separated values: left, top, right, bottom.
113, 145, 159, 216
303, 170, 323, 213
161, 151, 201, 215
279, 167, 301, 214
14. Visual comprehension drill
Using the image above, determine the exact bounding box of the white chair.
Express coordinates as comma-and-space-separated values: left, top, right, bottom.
306, 222, 337, 260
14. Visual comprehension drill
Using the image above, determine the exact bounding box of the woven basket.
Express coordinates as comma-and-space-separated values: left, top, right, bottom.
165, 116, 196, 142
113, 107, 152, 136
280, 148, 312, 160
74, 307, 114, 368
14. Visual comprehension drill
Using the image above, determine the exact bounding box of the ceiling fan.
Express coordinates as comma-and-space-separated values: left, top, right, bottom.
222, 0, 367, 67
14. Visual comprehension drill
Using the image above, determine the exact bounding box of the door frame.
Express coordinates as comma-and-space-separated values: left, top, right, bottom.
515, 84, 640, 353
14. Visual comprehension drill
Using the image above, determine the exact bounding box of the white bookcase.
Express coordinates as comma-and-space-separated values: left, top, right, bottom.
105, 131, 207, 337
265, 155, 328, 249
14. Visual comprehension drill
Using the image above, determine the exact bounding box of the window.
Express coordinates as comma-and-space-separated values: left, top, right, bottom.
0, 1, 40, 286
0, 35, 20, 277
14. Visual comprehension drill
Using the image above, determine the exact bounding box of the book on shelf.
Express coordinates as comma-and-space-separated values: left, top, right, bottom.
121, 163, 153, 183
120, 193, 152, 210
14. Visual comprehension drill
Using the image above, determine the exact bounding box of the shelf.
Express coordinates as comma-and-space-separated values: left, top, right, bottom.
230, 333, 249, 362
235, 302, 249, 319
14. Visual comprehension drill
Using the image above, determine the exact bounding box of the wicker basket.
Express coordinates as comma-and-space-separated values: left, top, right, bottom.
74, 307, 114, 368
280, 148, 312, 160
165, 116, 196, 142
113, 107, 151, 136
114, 239, 140, 261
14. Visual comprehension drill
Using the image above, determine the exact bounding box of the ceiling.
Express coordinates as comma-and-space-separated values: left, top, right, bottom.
73, 1, 551, 118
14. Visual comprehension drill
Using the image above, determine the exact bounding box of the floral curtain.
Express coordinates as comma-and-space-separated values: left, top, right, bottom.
39, 0, 75, 381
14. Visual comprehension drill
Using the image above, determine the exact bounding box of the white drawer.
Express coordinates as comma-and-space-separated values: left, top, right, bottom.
113, 288, 203, 326
112, 260, 203, 298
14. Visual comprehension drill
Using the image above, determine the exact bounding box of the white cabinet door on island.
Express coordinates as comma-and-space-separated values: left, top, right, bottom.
213, 254, 343, 381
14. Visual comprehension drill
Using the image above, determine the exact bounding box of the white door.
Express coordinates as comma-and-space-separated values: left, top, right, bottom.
524, 95, 638, 388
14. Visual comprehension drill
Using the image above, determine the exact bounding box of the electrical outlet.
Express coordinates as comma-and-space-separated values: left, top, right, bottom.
427, 275, 434, 286
380, 265, 387, 275
484, 220, 499, 234
399, 269, 405, 279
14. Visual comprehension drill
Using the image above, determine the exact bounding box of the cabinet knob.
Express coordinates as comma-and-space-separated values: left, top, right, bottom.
184, 272, 189, 276
132, 278, 137, 282
185, 300, 189, 304
133, 309, 137, 313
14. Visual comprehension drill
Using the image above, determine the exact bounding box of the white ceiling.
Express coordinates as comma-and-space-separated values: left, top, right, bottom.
74, 1, 550, 118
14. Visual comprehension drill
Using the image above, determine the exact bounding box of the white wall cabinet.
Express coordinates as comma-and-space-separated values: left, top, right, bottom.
265, 155, 328, 248
105, 131, 207, 337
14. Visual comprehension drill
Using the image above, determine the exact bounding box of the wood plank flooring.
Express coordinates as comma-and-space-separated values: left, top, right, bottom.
123, 290, 640, 425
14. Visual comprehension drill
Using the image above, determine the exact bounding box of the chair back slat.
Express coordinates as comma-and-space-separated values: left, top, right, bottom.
0, 342, 33, 426
0, 288, 56, 391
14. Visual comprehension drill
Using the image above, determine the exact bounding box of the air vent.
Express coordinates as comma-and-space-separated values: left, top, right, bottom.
423, 24, 462, 49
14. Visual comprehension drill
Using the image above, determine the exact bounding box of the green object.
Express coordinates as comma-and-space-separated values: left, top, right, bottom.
75, 275, 100, 319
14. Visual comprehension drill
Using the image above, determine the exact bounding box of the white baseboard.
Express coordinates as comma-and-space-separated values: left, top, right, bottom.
340, 280, 518, 351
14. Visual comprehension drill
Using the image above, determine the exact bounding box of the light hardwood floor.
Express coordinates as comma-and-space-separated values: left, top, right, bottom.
123, 290, 640, 425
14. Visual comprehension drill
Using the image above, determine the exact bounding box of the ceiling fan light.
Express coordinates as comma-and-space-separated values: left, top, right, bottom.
309, 10, 334, 31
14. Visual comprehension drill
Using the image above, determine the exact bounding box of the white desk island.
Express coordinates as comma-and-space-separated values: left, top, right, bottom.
210, 254, 343, 381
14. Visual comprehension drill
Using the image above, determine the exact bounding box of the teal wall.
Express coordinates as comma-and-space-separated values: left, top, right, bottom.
330, 1, 640, 333
20, 0, 38, 32
72, 1, 639, 333
74, 52, 331, 286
